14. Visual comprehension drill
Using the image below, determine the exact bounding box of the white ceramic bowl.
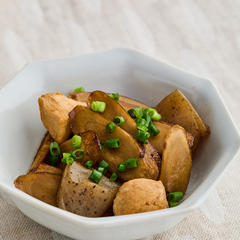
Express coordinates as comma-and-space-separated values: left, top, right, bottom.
0, 48, 239, 240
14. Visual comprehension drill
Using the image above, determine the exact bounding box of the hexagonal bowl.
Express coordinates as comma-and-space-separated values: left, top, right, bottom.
0, 48, 239, 240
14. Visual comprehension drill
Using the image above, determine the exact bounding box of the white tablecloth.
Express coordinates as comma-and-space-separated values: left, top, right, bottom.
1, 0, 240, 239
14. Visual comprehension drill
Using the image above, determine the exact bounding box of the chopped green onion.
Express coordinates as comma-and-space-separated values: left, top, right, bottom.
133, 107, 143, 118
71, 135, 82, 148
113, 116, 125, 126
84, 160, 93, 169
61, 152, 71, 163
74, 86, 85, 92
106, 138, 120, 148
65, 156, 74, 165
97, 167, 105, 174
168, 191, 184, 202
71, 149, 84, 159
148, 122, 160, 136
141, 139, 149, 144
144, 108, 161, 121
146, 132, 150, 139
98, 160, 109, 169
142, 111, 151, 126
110, 172, 118, 182
127, 109, 136, 118
135, 117, 148, 127
98, 160, 109, 174
137, 124, 149, 132
125, 158, 138, 168
109, 93, 119, 101
106, 122, 116, 133
89, 169, 102, 184
48, 155, 59, 166
91, 101, 106, 113
152, 113, 161, 121
117, 162, 127, 172
100, 142, 104, 151
63, 152, 71, 159
49, 142, 60, 156
136, 130, 149, 141
169, 201, 178, 208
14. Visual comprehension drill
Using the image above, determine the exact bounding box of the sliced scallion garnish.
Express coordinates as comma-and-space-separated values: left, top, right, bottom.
125, 158, 138, 169
110, 172, 118, 182
141, 139, 148, 144
71, 135, 82, 148
48, 155, 59, 166
137, 124, 149, 132
65, 156, 74, 165
71, 149, 84, 159
117, 162, 127, 172
84, 160, 93, 169
135, 117, 148, 127
97, 167, 105, 174
91, 101, 106, 113
106, 138, 120, 148
100, 142, 104, 151
168, 191, 184, 202
148, 122, 160, 136
169, 201, 178, 208
109, 93, 119, 101
113, 116, 125, 126
74, 86, 85, 92
144, 108, 161, 121
98, 160, 109, 174
49, 142, 60, 156
133, 107, 143, 118
127, 109, 136, 118
106, 122, 116, 133
136, 129, 149, 141
142, 111, 151, 126
89, 169, 102, 184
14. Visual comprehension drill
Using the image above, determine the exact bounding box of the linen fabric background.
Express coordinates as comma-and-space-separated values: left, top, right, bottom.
1, 0, 240, 239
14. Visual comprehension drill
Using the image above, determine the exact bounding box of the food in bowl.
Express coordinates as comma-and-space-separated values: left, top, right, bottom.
113, 179, 169, 216
14, 88, 210, 217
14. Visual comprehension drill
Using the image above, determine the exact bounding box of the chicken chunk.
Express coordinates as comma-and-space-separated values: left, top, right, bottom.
113, 179, 168, 216
38, 92, 81, 144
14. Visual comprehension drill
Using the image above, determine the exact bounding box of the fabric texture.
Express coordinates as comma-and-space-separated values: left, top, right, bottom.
1, 0, 240, 239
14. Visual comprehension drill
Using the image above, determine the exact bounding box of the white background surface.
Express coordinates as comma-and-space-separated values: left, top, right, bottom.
1, 0, 240, 239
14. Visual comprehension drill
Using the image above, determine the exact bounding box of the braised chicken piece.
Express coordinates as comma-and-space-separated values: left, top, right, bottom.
38, 92, 81, 144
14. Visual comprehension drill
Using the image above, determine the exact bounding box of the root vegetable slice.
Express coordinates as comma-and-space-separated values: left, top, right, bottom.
155, 89, 210, 155
144, 141, 162, 175
160, 125, 192, 195
68, 92, 88, 106
118, 95, 150, 110
35, 163, 63, 175
57, 162, 121, 217
69, 105, 159, 181
87, 90, 139, 137
149, 121, 194, 156
68, 91, 90, 103
69, 91, 150, 110
73, 91, 193, 158
149, 121, 172, 155
14, 173, 62, 206
87, 91, 161, 172
57, 130, 102, 170
38, 92, 81, 144
27, 132, 53, 174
